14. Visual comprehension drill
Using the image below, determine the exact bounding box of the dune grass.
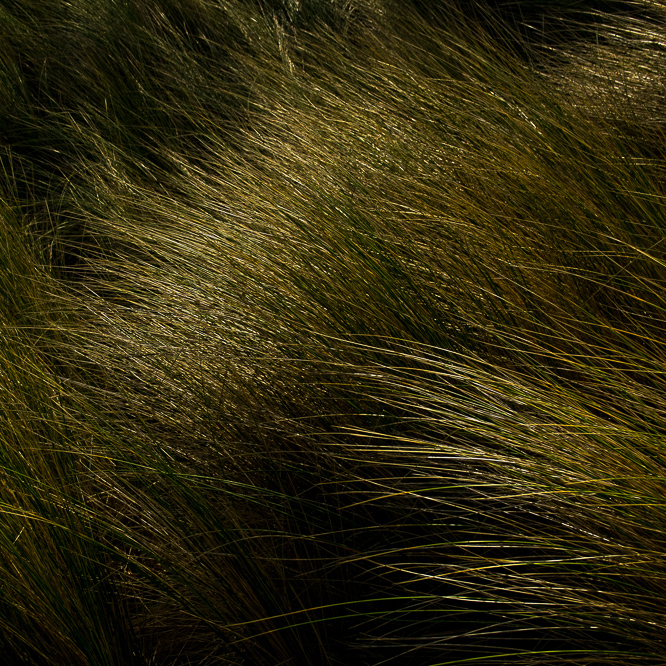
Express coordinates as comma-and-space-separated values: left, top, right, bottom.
1, 0, 666, 663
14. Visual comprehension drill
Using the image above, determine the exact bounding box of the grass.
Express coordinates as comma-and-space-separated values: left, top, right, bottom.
1, 0, 666, 663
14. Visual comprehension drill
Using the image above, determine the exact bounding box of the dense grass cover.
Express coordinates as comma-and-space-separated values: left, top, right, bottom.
1, 0, 666, 663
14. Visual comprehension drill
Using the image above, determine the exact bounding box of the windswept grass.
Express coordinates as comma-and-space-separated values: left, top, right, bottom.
1, 0, 666, 663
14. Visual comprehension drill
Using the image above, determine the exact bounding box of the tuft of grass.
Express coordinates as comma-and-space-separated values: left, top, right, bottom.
1, 0, 666, 663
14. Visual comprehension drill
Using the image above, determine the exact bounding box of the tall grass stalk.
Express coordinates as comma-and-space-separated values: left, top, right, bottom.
1, 0, 666, 663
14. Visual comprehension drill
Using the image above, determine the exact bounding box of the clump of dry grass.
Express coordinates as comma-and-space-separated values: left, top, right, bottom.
1, 0, 666, 664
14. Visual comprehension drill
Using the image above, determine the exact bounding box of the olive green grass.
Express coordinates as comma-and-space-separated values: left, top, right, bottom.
1, 0, 666, 663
